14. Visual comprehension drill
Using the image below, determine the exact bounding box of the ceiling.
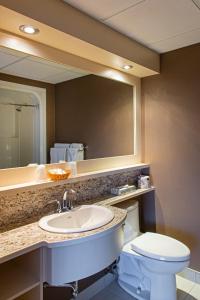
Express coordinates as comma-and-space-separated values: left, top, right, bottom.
0, 4, 159, 78
64, 0, 200, 53
0, 47, 89, 84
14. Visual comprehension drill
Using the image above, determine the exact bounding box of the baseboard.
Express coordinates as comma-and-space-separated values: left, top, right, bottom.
178, 267, 200, 284
74, 273, 115, 300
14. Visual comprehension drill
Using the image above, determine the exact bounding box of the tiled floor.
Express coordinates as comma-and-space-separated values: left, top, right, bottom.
90, 276, 200, 300
177, 276, 200, 300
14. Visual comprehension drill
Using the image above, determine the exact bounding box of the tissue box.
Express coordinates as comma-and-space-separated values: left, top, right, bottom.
111, 184, 136, 196
138, 175, 150, 189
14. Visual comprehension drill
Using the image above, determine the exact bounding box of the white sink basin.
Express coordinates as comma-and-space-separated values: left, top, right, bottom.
39, 205, 114, 233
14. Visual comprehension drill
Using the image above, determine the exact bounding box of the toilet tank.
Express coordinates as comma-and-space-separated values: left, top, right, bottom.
123, 201, 140, 243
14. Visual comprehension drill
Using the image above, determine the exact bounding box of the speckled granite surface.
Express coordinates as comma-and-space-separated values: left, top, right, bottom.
0, 169, 141, 232
0, 205, 126, 263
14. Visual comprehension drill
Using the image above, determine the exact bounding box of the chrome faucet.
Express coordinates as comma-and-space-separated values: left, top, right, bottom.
62, 189, 76, 211
47, 199, 62, 214
48, 190, 76, 214
55, 199, 62, 213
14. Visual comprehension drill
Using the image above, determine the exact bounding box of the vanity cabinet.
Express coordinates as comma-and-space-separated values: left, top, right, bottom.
0, 226, 123, 300
15, 286, 42, 300
0, 249, 43, 300
45, 225, 124, 285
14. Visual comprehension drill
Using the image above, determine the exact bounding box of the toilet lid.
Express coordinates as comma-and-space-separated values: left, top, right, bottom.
131, 232, 190, 262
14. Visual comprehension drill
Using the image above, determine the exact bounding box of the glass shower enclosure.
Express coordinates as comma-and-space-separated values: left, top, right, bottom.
0, 87, 40, 169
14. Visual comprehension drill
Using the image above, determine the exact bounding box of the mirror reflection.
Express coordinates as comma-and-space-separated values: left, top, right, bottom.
0, 47, 134, 169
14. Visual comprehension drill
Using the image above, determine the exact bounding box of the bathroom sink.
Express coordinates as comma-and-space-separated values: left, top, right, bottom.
39, 205, 114, 233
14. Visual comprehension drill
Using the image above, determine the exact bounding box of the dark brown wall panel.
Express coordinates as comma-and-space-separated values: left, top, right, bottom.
55, 75, 133, 159
142, 43, 200, 270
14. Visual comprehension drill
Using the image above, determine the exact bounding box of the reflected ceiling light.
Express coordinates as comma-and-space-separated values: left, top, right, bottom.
122, 65, 133, 70
19, 25, 40, 35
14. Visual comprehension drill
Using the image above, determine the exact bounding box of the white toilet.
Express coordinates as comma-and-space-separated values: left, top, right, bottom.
118, 201, 190, 300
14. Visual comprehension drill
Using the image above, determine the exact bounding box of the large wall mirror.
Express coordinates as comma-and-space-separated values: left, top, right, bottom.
0, 46, 135, 169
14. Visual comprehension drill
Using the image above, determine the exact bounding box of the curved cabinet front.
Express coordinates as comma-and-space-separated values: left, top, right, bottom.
45, 223, 124, 285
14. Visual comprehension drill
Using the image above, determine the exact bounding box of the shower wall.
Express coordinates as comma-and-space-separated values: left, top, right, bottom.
0, 88, 40, 169
0, 102, 19, 168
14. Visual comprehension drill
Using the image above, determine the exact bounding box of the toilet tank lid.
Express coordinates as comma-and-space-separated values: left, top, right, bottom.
126, 202, 138, 212
131, 232, 190, 262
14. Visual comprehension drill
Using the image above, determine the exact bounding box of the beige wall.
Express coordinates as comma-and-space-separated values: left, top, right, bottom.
55, 75, 133, 159
142, 43, 200, 270
0, 73, 55, 161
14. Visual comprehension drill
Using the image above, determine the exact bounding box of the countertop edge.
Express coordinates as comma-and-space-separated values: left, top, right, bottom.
0, 163, 149, 194
0, 207, 126, 264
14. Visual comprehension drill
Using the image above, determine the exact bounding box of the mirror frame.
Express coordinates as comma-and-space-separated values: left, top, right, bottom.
0, 30, 141, 169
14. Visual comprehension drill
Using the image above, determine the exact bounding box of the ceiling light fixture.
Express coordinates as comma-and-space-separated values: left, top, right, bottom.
19, 25, 40, 35
122, 65, 133, 70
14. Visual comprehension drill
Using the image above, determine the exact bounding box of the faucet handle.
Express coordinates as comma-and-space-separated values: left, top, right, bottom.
55, 199, 62, 213
47, 199, 62, 213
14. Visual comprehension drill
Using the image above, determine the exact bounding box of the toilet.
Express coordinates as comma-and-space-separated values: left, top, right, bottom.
118, 201, 190, 300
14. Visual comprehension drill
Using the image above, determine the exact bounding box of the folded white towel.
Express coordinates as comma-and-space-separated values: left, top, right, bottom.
66, 148, 79, 162
70, 143, 83, 150
54, 143, 70, 148
50, 148, 66, 163
52, 143, 84, 161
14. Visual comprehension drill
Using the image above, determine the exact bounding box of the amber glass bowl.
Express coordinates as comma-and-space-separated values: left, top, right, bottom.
48, 169, 71, 181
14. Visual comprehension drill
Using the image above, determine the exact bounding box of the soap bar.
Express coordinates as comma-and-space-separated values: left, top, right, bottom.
111, 185, 136, 196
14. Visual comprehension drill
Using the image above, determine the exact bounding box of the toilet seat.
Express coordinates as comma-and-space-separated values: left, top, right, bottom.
130, 232, 190, 262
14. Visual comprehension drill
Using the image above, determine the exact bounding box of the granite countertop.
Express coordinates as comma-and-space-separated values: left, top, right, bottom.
0, 200, 126, 264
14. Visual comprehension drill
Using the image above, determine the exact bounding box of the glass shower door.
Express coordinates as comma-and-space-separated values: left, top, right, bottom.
0, 102, 39, 169
0, 103, 20, 168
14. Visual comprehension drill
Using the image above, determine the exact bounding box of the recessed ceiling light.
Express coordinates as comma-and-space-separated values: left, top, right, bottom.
122, 65, 133, 70
19, 25, 40, 35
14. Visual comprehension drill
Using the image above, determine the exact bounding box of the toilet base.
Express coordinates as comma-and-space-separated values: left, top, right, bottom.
118, 248, 180, 300
118, 279, 149, 300
148, 273, 176, 300
118, 275, 177, 300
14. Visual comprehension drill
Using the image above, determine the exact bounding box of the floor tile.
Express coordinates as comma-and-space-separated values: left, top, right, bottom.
186, 284, 200, 300
195, 272, 200, 284
177, 275, 195, 296
185, 296, 199, 300
90, 288, 121, 300
178, 289, 192, 300
179, 269, 196, 283
76, 276, 105, 300
90, 281, 136, 300
103, 273, 116, 287
107, 281, 136, 299
90, 289, 115, 300
91, 277, 197, 300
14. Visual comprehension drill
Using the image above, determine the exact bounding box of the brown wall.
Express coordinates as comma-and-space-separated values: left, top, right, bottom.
55, 75, 133, 159
142, 43, 200, 270
0, 73, 55, 161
